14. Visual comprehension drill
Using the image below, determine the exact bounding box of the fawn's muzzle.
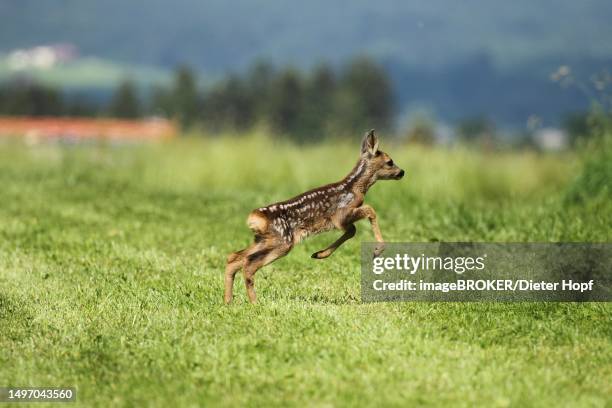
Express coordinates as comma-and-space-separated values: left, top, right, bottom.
396, 169, 405, 179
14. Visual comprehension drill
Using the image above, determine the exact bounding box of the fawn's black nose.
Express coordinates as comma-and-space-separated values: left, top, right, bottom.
397, 169, 405, 179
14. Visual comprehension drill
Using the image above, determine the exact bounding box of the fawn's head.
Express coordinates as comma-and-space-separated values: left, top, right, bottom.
360, 129, 404, 181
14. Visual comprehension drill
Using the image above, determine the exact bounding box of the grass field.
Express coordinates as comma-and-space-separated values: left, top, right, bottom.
0, 134, 611, 407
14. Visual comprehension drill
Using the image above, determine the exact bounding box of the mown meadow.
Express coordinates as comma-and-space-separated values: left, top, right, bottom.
0, 131, 610, 406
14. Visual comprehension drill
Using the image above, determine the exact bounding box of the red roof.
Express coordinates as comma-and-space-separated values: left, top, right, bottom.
0, 116, 177, 141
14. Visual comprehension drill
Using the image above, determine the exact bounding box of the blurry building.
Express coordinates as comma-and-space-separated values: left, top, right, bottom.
0, 117, 176, 142
533, 128, 568, 151
7, 44, 77, 71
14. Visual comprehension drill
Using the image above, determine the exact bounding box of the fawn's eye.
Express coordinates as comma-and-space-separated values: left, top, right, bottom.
386, 160, 394, 166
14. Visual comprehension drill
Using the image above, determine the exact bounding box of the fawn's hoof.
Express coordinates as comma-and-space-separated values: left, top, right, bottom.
373, 244, 385, 258
311, 250, 330, 259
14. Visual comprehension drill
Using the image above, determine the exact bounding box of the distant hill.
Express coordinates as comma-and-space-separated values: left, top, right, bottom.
0, 58, 168, 89
1, 0, 611, 126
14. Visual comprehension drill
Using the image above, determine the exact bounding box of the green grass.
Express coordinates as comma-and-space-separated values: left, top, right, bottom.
0, 134, 610, 407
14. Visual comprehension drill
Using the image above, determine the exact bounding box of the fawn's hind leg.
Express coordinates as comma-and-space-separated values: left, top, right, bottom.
243, 241, 292, 304
225, 241, 262, 304
224, 248, 248, 304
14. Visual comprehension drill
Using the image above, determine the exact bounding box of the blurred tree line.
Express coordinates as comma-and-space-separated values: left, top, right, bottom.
1, 55, 607, 148
0, 56, 394, 141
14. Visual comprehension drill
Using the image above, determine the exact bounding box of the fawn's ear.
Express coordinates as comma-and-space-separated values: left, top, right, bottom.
361, 129, 379, 156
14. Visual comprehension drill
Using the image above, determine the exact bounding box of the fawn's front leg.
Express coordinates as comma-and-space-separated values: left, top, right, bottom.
351, 205, 385, 256
311, 224, 357, 259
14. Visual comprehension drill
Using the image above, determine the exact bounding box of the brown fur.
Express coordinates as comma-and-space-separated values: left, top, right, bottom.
224, 129, 404, 304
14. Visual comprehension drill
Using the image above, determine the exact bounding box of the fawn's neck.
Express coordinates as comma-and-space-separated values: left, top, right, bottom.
339, 158, 376, 195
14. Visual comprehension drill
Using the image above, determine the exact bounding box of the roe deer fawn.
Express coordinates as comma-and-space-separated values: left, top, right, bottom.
224, 130, 404, 303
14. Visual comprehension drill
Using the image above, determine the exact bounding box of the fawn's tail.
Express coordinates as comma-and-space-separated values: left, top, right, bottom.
246, 210, 269, 235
